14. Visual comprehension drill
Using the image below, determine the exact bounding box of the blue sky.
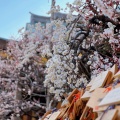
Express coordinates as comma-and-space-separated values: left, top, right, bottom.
0, 0, 74, 39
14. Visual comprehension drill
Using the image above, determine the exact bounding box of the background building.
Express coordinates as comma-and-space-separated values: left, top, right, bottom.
0, 37, 8, 50
26, 12, 67, 30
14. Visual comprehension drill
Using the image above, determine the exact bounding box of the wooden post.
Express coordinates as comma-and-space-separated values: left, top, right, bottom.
31, 111, 36, 120
46, 88, 50, 111
22, 115, 28, 120
51, 0, 56, 21
14, 83, 22, 120
45, 0, 56, 111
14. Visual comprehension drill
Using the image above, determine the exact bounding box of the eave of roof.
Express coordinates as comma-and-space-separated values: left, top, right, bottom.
0, 37, 9, 41
29, 12, 50, 19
